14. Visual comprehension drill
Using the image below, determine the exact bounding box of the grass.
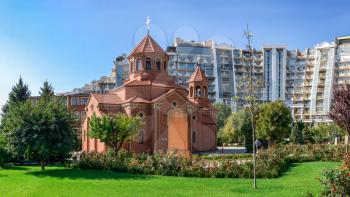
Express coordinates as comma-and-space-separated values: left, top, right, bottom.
0, 162, 339, 197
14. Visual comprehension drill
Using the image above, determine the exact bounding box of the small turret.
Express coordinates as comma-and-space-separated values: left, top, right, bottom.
188, 64, 209, 104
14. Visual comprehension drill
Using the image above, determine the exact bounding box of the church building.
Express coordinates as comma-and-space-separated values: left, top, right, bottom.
82, 32, 217, 155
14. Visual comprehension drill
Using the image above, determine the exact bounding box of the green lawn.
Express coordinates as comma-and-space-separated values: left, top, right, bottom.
0, 162, 339, 197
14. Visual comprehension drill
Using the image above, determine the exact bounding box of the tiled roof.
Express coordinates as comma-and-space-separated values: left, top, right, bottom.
129, 34, 166, 56
188, 66, 208, 82
91, 94, 124, 105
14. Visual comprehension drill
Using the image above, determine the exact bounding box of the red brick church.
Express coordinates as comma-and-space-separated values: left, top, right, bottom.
82, 33, 217, 155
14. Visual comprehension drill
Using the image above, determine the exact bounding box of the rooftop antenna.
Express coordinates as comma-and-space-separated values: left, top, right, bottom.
146, 16, 151, 35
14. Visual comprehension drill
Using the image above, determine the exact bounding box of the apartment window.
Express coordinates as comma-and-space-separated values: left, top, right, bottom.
74, 111, 81, 120
81, 97, 88, 105
71, 97, 79, 105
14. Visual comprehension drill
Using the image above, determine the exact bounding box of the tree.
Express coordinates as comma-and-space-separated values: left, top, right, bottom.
32, 96, 77, 170
88, 113, 144, 154
290, 121, 304, 144
256, 101, 292, 147
329, 84, 350, 145
39, 80, 54, 98
1, 76, 31, 114
219, 110, 253, 152
1, 95, 77, 170
213, 103, 232, 131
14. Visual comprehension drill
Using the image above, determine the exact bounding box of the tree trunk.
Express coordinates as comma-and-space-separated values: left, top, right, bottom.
41, 160, 45, 171
345, 134, 349, 153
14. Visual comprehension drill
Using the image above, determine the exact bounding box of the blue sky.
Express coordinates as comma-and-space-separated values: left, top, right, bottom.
0, 0, 349, 107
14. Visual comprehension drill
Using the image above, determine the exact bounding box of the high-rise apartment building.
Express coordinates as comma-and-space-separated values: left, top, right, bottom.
262, 45, 288, 102
114, 54, 129, 87
288, 50, 307, 121
288, 36, 350, 123
232, 48, 264, 111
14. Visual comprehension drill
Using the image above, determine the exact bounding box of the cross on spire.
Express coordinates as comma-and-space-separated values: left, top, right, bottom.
146, 16, 151, 34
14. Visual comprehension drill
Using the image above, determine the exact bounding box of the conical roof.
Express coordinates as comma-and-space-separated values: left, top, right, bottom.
129, 34, 166, 57
189, 66, 208, 83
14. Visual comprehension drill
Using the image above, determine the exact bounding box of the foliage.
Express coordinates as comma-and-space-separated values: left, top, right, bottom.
1, 95, 77, 170
320, 153, 350, 196
77, 144, 347, 179
1, 76, 31, 114
256, 101, 292, 146
290, 121, 304, 144
219, 109, 253, 152
213, 103, 232, 132
88, 113, 144, 153
0, 133, 8, 167
196, 153, 251, 161
310, 123, 345, 144
39, 80, 54, 99
329, 84, 350, 136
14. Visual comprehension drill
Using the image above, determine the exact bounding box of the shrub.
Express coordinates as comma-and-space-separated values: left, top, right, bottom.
76, 144, 349, 179
320, 153, 350, 196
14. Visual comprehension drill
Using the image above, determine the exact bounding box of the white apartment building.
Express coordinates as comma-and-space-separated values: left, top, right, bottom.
262, 45, 288, 102
289, 36, 350, 123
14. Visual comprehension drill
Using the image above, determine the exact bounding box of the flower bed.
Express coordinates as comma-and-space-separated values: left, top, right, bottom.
76, 144, 349, 179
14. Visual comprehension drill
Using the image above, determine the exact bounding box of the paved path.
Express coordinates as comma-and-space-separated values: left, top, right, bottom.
196, 146, 247, 155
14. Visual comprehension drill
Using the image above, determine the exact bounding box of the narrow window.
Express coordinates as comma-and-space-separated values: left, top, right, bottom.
136, 59, 141, 71
146, 58, 152, 70
192, 130, 196, 143
156, 59, 161, 70
139, 130, 144, 144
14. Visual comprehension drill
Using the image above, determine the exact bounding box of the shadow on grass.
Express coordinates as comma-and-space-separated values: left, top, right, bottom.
26, 168, 153, 181
1, 166, 30, 171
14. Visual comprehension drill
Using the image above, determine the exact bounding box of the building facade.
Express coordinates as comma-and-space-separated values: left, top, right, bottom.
82, 34, 217, 155
112, 36, 350, 124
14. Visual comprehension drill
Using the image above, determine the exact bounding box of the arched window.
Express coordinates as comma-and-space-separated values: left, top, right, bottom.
164, 61, 167, 71
192, 130, 196, 143
156, 59, 161, 70
139, 130, 144, 144
189, 86, 193, 97
136, 59, 141, 71
146, 58, 152, 70
195, 86, 201, 97
130, 61, 134, 73
203, 86, 207, 97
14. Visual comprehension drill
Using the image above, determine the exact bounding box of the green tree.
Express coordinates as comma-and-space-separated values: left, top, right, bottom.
88, 113, 144, 154
290, 122, 304, 144
303, 126, 315, 144
32, 96, 77, 170
39, 80, 54, 98
213, 103, 232, 131
1, 95, 76, 170
256, 101, 292, 147
1, 76, 31, 114
219, 110, 253, 152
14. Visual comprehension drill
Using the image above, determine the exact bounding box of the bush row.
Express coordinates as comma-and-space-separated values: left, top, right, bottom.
76, 144, 349, 179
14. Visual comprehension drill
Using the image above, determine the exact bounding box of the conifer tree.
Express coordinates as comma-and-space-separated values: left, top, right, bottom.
39, 80, 54, 98
1, 76, 31, 114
